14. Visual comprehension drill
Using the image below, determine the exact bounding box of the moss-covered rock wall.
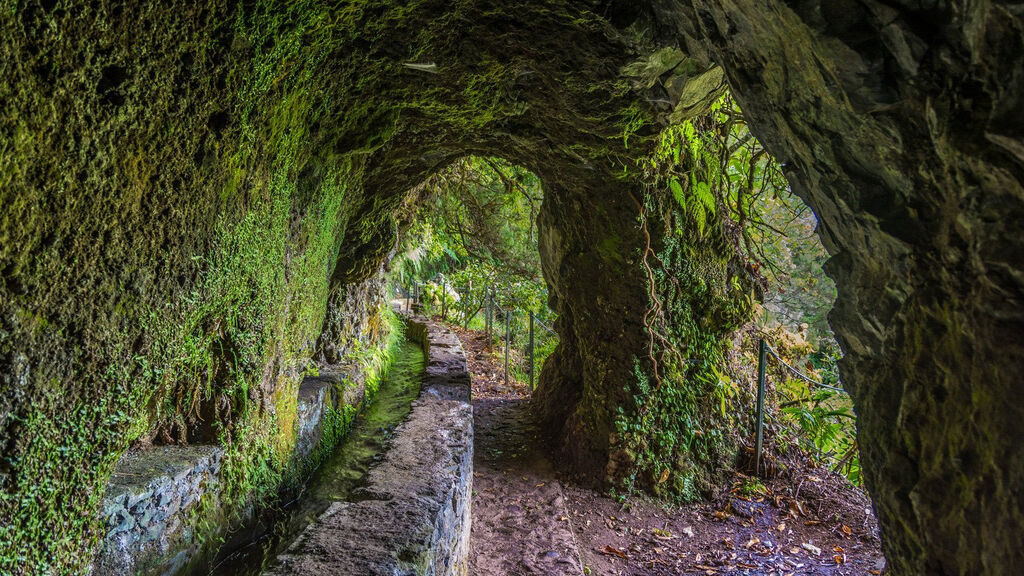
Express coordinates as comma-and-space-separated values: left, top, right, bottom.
2, 1, 1022, 575
0, 1, 719, 572
0, 2, 407, 572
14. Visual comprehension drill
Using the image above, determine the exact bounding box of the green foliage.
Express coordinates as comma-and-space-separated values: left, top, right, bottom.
736, 475, 767, 497
397, 157, 543, 283
657, 94, 837, 343
394, 156, 551, 327
768, 333, 860, 485
395, 156, 559, 388
613, 143, 758, 500
611, 89, 852, 501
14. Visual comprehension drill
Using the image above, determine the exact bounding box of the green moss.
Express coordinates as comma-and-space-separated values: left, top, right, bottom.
0, 2, 397, 571
0, 1, 711, 571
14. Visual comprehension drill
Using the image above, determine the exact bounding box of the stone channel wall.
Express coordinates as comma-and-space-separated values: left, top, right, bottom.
90, 316, 471, 576
89, 446, 224, 576
90, 358, 371, 576
268, 318, 474, 576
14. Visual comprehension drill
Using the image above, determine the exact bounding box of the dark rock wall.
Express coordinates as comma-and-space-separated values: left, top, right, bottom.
653, 1, 1024, 573
317, 268, 391, 364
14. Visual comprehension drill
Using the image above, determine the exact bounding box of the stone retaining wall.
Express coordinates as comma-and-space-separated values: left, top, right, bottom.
89, 446, 223, 576
90, 364, 369, 576
268, 318, 474, 576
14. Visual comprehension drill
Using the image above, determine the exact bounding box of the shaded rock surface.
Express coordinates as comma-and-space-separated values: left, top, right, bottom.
651, 2, 1024, 573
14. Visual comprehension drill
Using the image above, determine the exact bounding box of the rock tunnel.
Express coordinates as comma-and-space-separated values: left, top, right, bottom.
1, 1, 1022, 575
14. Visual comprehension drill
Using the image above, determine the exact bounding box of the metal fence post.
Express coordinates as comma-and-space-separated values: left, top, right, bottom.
756, 338, 768, 475
485, 289, 491, 338
504, 311, 510, 387
406, 284, 411, 313
529, 311, 535, 390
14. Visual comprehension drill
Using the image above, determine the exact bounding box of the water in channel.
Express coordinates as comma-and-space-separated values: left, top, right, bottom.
204, 338, 425, 576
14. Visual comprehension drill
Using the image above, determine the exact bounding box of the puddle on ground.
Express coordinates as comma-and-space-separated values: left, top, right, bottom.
201, 339, 425, 576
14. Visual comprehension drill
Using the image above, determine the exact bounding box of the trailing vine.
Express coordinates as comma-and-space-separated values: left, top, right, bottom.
611, 95, 766, 501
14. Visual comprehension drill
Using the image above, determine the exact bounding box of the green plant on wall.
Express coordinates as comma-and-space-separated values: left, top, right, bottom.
610, 90, 851, 500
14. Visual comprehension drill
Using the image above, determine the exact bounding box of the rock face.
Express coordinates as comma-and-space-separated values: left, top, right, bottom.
88, 333, 383, 575
651, 2, 1024, 573
317, 267, 391, 364
1, 2, 1022, 575
268, 319, 473, 576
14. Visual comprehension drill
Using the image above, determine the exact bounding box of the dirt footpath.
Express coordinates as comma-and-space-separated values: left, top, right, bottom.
454, 325, 884, 576
459, 325, 583, 576
470, 397, 585, 575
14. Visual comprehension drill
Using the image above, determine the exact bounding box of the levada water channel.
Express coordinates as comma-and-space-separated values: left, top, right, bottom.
200, 338, 426, 575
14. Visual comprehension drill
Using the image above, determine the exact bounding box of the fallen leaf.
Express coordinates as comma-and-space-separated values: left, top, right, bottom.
789, 501, 806, 517
776, 522, 786, 532
596, 545, 628, 559
833, 554, 846, 565
744, 537, 760, 549
801, 543, 821, 556
535, 482, 545, 487
804, 520, 822, 526
841, 524, 852, 536
682, 526, 696, 537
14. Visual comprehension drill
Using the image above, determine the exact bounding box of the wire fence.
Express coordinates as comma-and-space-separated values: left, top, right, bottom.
396, 279, 559, 390
398, 281, 856, 481
755, 337, 857, 481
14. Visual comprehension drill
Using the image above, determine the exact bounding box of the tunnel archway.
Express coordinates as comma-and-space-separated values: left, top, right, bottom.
1, 2, 1021, 574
